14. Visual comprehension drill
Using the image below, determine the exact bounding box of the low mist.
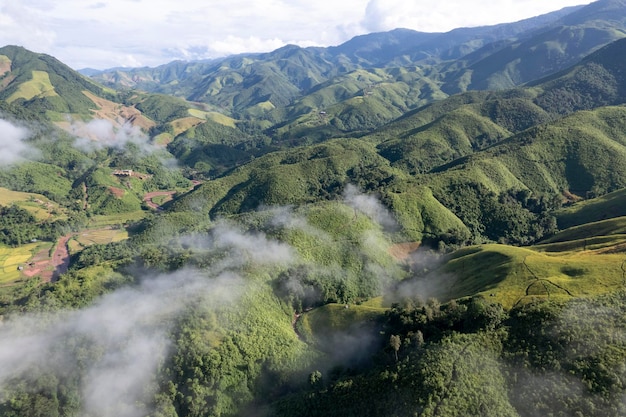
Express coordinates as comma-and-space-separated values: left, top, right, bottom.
70, 119, 156, 154
0, 269, 245, 417
0, 118, 39, 165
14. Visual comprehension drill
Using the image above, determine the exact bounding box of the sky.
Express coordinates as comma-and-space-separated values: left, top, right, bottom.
0, 0, 592, 70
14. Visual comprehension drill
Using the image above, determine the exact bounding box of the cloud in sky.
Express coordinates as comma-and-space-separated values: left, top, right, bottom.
0, 0, 591, 69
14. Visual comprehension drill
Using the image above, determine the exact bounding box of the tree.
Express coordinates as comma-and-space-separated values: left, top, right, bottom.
390, 335, 401, 362
309, 370, 322, 386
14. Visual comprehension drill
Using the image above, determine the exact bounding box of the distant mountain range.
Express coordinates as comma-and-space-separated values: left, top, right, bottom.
87, 0, 626, 120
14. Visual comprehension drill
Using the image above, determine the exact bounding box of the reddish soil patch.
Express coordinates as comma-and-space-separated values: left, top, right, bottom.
143, 191, 176, 210
0, 60, 11, 78
143, 182, 202, 210
82, 90, 156, 131
23, 247, 54, 282
0, 74, 15, 89
562, 190, 583, 204
108, 186, 125, 198
51, 235, 71, 282
22, 234, 72, 283
388, 242, 421, 261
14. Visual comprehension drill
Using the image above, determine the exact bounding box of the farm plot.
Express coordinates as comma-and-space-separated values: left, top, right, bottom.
0, 243, 43, 284
68, 228, 129, 255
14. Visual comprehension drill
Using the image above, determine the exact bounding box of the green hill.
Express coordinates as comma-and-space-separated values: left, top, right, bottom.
556, 188, 626, 228
0, 45, 111, 117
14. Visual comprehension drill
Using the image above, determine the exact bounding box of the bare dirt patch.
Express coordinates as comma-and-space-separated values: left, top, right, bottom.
22, 234, 72, 283
108, 186, 125, 198
22, 246, 54, 282
388, 242, 421, 261
82, 90, 156, 131
143, 191, 176, 210
0, 58, 11, 78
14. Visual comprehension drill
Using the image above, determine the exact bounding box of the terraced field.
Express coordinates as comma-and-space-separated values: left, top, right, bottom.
67, 228, 129, 255
0, 242, 46, 284
0, 187, 62, 221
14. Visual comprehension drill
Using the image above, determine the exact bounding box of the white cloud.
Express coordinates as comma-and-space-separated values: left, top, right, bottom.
343, 184, 397, 232
0, 119, 38, 166
362, 0, 591, 33
0, 268, 246, 417
0, 0, 591, 69
69, 119, 154, 153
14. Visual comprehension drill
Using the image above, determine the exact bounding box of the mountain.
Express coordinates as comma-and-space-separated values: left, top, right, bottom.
171, 36, 626, 247
0, 45, 112, 118
439, 0, 626, 93
4, 3, 626, 417
88, 1, 622, 129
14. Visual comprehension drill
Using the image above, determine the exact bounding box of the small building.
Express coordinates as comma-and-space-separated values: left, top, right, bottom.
113, 169, 133, 177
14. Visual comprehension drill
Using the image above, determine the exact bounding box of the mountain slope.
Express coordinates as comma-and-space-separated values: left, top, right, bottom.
0, 45, 111, 117
86, 3, 578, 122
440, 0, 626, 93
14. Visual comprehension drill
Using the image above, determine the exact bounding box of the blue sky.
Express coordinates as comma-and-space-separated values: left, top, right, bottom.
0, 0, 591, 69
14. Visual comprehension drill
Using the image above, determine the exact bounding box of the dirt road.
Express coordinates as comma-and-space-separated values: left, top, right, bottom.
143, 191, 176, 210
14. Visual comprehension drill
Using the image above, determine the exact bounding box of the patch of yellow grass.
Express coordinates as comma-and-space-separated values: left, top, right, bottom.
187, 109, 237, 128
88, 211, 146, 227
206, 112, 237, 128
153, 132, 174, 146
251, 101, 276, 111
74, 229, 129, 247
0, 55, 11, 77
0, 187, 61, 221
7, 70, 58, 103
171, 117, 204, 136
0, 243, 40, 284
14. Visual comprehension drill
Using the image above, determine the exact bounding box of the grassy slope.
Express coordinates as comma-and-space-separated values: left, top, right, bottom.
421, 106, 626, 200
6, 70, 58, 103
0, 187, 64, 221
557, 187, 626, 228
441, 243, 624, 309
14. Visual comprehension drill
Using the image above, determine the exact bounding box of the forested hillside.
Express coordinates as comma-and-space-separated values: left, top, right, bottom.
2, 1, 626, 416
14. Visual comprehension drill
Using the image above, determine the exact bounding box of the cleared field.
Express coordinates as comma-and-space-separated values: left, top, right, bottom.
87, 210, 147, 227
0, 187, 62, 221
188, 109, 237, 128
7, 70, 58, 103
171, 116, 204, 136
68, 228, 129, 255
0, 54, 10, 76
0, 243, 42, 284
435, 242, 626, 309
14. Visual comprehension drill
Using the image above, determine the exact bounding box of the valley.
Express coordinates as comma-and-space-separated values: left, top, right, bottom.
1, 1, 626, 416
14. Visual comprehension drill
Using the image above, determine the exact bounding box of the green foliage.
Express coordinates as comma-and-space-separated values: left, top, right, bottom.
4, 12, 626, 417
0, 205, 68, 246
132, 94, 191, 123
0, 162, 72, 203
0, 45, 108, 116
557, 187, 626, 229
